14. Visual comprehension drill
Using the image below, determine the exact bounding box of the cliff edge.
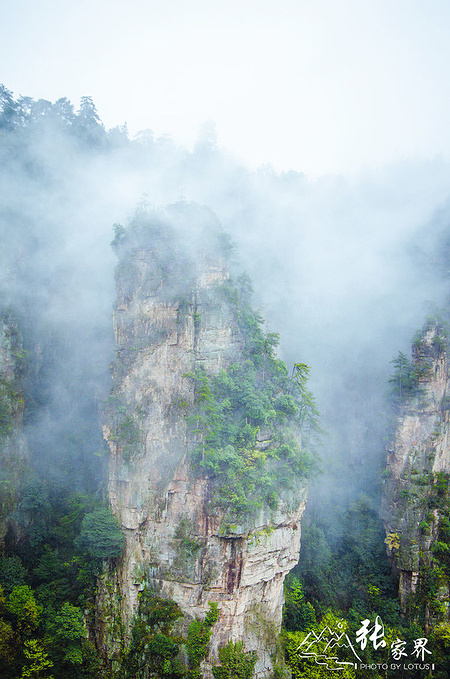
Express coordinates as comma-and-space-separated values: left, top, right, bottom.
97, 205, 314, 677
381, 322, 450, 626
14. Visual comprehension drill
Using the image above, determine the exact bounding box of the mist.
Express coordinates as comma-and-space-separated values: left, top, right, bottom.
1, 85, 450, 519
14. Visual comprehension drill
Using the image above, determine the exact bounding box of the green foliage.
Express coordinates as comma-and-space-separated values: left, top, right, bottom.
283, 577, 317, 631
0, 318, 25, 445
388, 351, 421, 401
0, 376, 23, 438
419, 480, 450, 624
75, 507, 124, 560
122, 593, 219, 679
428, 472, 450, 510
295, 499, 400, 621
0, 616, 14, 670
52, 602, 85, 665
0, 480, 128, 676
284, 611, 357, 679
185, 276, 319, 517
212, 640, 256, 679
7, 585, 42, 635
389, 323, 447, 407
409, 560, 447, 627
281, 492, 450, 678
384, 532, 400, 551
0, 555, 27, 593
123, 588, 184, 679
430, 623, 450, 678
137, 590, 183, 633
291, 363, 320, 433
186, 603, 219, 678
20, 639, 54, 679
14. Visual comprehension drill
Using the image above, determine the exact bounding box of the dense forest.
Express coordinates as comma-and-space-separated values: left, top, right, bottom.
2, 84, 450, 678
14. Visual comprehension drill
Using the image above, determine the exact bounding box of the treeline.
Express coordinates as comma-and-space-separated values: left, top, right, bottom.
0, 84, 125, 148
0, 485, 123, 678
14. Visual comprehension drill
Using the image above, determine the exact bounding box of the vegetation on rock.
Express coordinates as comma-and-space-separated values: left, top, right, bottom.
212, 640, 256, 679
186, 275, 319, 518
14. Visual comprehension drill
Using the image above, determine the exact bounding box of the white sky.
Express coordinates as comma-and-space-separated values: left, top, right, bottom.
2, 0, 450, 177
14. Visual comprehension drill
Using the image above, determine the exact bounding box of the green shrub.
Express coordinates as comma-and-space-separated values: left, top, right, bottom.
185, 277, 320, 517
212, 640, 256, 679
75, 507, 124, 560
186, 602, 219, 678
123, 589, 184, 679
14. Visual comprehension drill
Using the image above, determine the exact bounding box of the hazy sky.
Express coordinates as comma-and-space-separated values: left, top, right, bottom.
2, 0, 450, 176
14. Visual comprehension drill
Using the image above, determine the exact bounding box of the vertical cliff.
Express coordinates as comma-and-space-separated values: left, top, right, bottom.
381, 322, 450, 624
98, 205, 313, 677
0, 312, 27, 546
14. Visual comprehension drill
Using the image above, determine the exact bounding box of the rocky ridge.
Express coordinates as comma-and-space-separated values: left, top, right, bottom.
97, 212, 308, 677
381, 324, 450, 622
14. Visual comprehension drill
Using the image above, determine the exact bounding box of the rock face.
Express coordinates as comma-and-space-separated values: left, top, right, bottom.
380, 325, 450, 620
98, 212, 307, 677
0, 313, 27, 547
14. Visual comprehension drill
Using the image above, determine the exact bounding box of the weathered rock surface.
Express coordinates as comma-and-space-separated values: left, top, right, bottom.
380, 325, 450, 616
98, 219, 307, 676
